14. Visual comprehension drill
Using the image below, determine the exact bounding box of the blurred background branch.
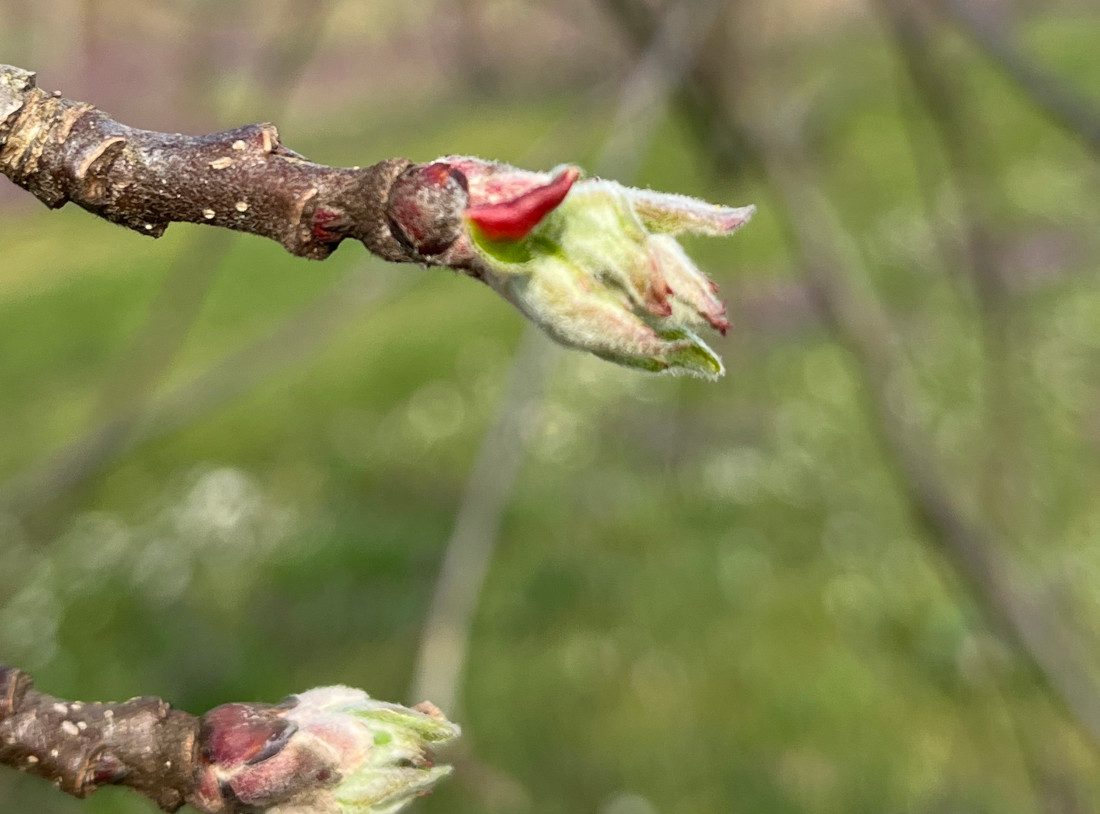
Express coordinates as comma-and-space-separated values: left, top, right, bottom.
607, 0, 1100, 791
0, 266, 409, 519
936, 0, 1100, 158
875, 0, 1023, 560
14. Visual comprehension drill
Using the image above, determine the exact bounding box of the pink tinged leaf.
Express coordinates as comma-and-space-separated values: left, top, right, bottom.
645, 256, 674, 318
648, 235, 730, 335
628, 188, 756, 236
465, 166, 580, 241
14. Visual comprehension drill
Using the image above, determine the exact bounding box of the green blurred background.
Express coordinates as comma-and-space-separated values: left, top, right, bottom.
2, 0, 1100, 811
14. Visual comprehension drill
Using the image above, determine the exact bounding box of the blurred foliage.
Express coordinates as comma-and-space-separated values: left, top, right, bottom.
2, 1, 1100, 813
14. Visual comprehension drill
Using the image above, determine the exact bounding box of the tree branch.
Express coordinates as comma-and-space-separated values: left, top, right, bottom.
0, 62, 747, 383
0, 665, 197, 810
875, 0, 1025, 537
0, 665, 459, 813
0, 64, 420, 264
934, 0, 1100, 159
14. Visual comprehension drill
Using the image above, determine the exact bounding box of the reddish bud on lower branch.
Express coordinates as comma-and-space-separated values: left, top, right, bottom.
0, 666, 459, 814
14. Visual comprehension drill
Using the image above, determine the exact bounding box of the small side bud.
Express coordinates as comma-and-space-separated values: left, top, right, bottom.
386, 162, 469, 257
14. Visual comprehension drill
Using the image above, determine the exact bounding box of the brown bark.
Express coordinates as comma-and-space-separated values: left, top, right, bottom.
0, 63, 464, 266
1, 665, 201, 811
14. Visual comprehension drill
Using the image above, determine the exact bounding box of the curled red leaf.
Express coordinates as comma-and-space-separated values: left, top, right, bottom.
465, 166, 580, 241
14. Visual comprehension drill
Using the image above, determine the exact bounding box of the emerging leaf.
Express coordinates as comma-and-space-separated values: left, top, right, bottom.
412, 157, 754, 379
